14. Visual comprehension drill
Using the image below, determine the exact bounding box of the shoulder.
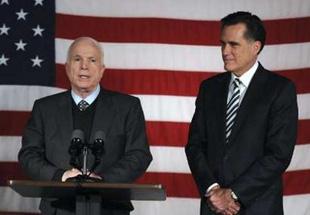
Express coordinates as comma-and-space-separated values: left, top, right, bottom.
199, 72, 230, 91
259, 65, 296, 91
101, 88, 141, 106
34, 90, 70, 107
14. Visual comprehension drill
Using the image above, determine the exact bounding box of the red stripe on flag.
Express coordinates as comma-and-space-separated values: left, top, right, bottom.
276, 68, 310, 94
56, 14, 221, 45
56, 65, 310, 96
0, 162, 28, 186
137, 171, 310, 197
0, 111, 29, 136
56, 64, 215, 96
56, 14, 310, 45
0, 111, 309, 146
147, 121, 189, 147
136, 172, 199, 198
283, 169, 310, 195
297, 120, 310, 147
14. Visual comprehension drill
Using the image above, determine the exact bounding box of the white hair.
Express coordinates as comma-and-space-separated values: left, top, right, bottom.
66, 37, 104, 65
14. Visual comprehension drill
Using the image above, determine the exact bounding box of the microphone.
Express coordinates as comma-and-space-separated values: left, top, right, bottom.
67, 129, 105, 183
89, 130, 105, 173
68, 129, 84, 169
92, 130, 105, 157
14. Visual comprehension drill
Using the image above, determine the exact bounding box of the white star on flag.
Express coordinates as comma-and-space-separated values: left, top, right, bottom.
31, 55, 43, 67
15, 39, 27, 51
34, 0, 43, 6
0, 23, 10, 35
0, 54, 9, 66
0, 0, 9, 5
16, 8, 28, 20
32, 25, 44, 36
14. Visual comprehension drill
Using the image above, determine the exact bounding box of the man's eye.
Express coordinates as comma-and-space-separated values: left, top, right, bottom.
74, 58, 80, 61
90, 59, 96, 63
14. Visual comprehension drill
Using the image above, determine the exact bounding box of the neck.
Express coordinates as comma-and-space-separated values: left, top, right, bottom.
232, 59, 257, 77
72, 88, 94, 99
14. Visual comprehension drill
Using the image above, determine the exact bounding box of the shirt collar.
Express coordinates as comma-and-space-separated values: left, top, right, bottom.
230, 61, 258, 88
71, 85, 100, 105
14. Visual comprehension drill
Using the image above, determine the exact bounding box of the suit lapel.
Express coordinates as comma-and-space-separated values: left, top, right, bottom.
89, 88, 116, 143
214, 73, 231, 147
228, 65, 266, 145
56, 91, 74, 152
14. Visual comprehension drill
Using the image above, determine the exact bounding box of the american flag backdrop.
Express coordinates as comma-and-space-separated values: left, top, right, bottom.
0, 0, 309, 214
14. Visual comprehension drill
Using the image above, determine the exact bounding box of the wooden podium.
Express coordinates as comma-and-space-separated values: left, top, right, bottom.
8, 180, 166, 215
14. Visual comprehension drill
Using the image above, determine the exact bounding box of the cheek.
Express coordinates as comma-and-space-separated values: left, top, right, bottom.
95, 72, 103, 83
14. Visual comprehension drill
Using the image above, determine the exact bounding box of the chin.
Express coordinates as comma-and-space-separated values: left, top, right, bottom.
224, 64, 237, 72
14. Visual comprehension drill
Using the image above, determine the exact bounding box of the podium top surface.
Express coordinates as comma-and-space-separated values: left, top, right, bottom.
8, 180, 166, 201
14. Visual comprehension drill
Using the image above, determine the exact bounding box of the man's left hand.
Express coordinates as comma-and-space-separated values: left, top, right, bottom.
207, 188, 240, 214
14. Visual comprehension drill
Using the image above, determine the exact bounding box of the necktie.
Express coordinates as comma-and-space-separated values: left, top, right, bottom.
78, 100, 89, 111
225, 78, 241, 143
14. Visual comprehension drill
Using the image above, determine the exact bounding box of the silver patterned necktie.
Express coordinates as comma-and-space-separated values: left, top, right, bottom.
78, 100, 89, 111
225, 78, 241, 143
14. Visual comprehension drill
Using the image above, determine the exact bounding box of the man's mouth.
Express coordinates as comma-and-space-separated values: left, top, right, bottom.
79, 75, 90, 79
224, 59, 234, 63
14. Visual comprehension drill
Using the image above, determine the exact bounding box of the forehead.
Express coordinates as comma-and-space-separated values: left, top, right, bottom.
221, 23, 247, 39
70, 40, 101, 58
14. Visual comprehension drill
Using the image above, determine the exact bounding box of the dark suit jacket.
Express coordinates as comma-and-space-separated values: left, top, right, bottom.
18, 88, 152, 215
185, 64, 298, 215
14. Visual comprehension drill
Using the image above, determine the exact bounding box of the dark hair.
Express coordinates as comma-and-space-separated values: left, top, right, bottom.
221, 11, 266, 54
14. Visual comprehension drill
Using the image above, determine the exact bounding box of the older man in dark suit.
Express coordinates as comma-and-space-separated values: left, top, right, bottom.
185, 12, 298, 215
18, 37, 152, 215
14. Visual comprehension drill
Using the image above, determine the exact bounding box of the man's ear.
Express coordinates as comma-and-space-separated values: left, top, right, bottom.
253, 41, 262, 55
100, 64, 105, 77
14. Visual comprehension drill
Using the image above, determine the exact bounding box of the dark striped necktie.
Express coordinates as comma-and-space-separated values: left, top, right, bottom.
225, 78, 241, 143
78, 100, 89, 111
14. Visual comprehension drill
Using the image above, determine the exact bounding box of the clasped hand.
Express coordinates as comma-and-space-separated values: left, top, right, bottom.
62, 168, 102, 182
206, 186, 240, 215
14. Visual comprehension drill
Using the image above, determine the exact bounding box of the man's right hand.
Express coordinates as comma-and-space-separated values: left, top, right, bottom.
206, 186, 240, 215
61, 168, 82, 182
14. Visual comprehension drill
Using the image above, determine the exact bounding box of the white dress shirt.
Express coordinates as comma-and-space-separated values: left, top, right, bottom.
71, 85, 100, 106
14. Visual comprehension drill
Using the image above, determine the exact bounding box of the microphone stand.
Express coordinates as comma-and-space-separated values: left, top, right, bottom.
82, 145, 88, 176
67, 142, 102, 183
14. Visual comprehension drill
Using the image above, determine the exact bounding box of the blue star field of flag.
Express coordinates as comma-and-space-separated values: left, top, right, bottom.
0, 0, 55, 86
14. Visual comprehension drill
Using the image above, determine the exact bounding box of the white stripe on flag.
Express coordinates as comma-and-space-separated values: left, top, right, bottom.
148, 144, 310, 173
1, 138, 309, 173
132, 198, 199, 215
136, 95, 195, 123
0, 136, 21, 161
148, 146, 190, 173
1, 86, 310, 122
0, 187, 40, 213
56, 0, 310, 20
297, 93, 310, 120
287, 144, 310, 171
0, 85, 64, 111
56, 39, 310, 71
283, 194, 310, 215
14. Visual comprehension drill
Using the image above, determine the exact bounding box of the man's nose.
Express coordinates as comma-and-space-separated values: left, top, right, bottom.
81, 59, 88, 69
222, 44, 230, 55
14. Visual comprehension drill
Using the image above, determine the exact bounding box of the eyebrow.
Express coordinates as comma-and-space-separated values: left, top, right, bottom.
71, 55, 97, 60
220, 40, 240, 46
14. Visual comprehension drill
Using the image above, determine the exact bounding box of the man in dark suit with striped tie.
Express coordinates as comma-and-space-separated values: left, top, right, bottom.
185, 11, 298, 215
19, 37, 152, 215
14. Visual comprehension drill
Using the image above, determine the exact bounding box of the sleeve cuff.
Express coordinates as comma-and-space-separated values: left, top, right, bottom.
231, 190, 238, 201
205, 183, 220, 196
52, 169, 65, 181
